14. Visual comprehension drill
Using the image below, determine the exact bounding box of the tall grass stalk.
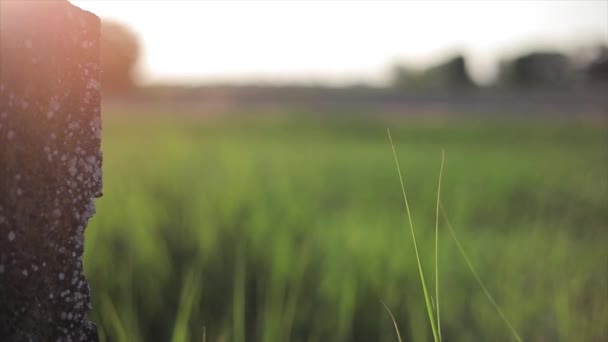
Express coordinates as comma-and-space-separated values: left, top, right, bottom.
440, 203, 523, 342
381, 300, 404, 342
434, 149, 445, 340
387, 128, 441, 342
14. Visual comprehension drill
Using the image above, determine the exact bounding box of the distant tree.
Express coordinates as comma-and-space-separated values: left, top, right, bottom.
423, 55, 475, 89
499, 52, 573, 88
390, 65, 420, 89
586, 46, 608, 84
391, 55, 476, 90
101, 20, 140, 92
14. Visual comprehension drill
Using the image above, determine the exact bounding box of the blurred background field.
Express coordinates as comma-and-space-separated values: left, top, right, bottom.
84, 112, 607, 342
68, 1, 608, 341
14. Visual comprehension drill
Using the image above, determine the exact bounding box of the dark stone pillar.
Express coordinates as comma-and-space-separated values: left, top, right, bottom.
0, 1, 101, 340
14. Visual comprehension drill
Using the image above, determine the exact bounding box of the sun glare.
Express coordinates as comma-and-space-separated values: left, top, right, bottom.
70, 0, 607, 85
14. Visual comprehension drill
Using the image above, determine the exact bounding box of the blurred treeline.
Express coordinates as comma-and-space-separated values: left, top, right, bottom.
101, 20, 608, 93
391, 48, 608, 90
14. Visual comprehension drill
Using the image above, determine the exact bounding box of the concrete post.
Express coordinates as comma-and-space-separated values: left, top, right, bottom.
0, 1, 101, 340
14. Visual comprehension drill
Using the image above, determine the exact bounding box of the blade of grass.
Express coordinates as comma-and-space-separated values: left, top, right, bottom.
387, 128, 440, 342
381, 300, 403, 342
440, 203, 523, 342
434, 149, 445, 341
171, 268, 203, 342
100, 293, 129, 342
233, 251, 246, 342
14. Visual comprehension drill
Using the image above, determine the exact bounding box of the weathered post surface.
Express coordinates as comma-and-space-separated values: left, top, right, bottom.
0, 1, 101, 340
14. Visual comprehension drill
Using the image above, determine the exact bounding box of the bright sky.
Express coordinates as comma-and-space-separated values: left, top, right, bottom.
71, 0, 607, 86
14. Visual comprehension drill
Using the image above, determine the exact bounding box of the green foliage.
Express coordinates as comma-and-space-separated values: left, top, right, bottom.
85, 114, 608, 341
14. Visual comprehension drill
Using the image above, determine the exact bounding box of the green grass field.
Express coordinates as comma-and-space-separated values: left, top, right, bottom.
84, 111, 608, 342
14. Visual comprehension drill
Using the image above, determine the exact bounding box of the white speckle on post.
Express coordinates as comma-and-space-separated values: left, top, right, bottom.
83, 199, 96, 220
52, 209, 62, 217
47, 97, 59, 119
22, 269, 28, 277
8, 231, 15, 241
86, 78, 101, 91
16, 188, 23, 196
68, 157, 78, 176
50, 96, 60, 111
7, 130, 15, 140
58, 272, 65, 280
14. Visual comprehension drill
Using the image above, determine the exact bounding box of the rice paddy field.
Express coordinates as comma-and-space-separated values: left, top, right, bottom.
84, 110, 608, 342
